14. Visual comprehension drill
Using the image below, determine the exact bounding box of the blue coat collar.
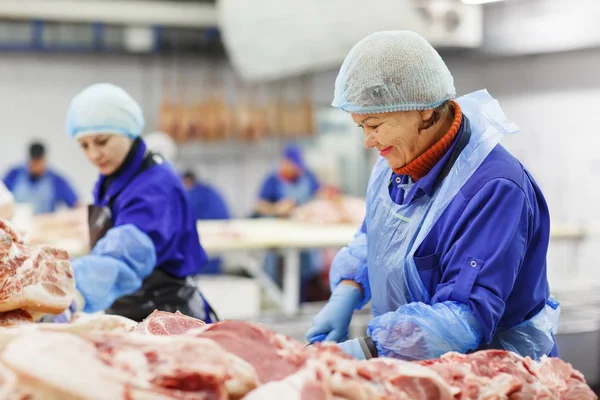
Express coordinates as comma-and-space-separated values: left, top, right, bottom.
93, 140, 147, 207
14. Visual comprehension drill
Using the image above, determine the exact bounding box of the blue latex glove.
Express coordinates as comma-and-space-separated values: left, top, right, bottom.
41, 301, 76, 323
338, 338, 368, 360
40, 290, 86, 324
305, 283, 363, 343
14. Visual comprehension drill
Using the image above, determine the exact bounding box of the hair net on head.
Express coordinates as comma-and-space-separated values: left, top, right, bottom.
144, 131, 177, 163
332, 31, 456, 114
283, 144, 305, 170
67, 83, 145, 139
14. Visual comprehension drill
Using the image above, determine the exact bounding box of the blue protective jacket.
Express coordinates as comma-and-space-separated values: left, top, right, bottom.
331, 92, 557, 360
3, 166, 78, 214
259, 170, 320, 206
188, 182, 230, 274
73, 140, 208, 312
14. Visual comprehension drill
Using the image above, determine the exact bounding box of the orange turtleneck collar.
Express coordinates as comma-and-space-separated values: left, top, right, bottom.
393, 101, 463, 182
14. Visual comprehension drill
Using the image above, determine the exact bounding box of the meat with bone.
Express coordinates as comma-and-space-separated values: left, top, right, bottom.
299, 346, 454, 400
418, 349, 597, 400
133, 310, 206, 335
0, 309, 33, 327
0, 314, 138, 352
529, 356, 597, 400
0, 361, 17, 400
0, 219, 75, 316
242, 361, 332, 400
128, 312, 597, 400
188, 320, 308, 383
0, 308, 592, 400
0, 330, 259, 400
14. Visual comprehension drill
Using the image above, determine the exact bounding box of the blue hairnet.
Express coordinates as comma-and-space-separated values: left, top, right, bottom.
284, 144, 305, 170
67, 83, 145, 139
332, 31, 456, 114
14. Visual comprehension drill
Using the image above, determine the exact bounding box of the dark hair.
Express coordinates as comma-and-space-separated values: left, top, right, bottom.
183, 170, 197, 181
418, 100, 452, 132
29, 142, 46, 160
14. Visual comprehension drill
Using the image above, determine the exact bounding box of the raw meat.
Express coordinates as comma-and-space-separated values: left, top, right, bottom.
0, 219, 75, 316
0, 309, 33, 327
299, 347, 454, 400
134, 309, 206, 335
0, 314, 138, 351
0, 361, 17, 400
0, 307, 592, 400
189, 320, 307, 383
1, 330, 259, 400
242, 361, 332, 400
418, 350, 597, 400
530, 356, 597, 400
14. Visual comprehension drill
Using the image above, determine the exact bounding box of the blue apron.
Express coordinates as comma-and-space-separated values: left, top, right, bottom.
366, 90, 559, 359
280, 173, 314, 206
12, 171, 55, 214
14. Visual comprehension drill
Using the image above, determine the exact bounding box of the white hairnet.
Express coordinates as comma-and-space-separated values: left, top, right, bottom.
332, 31, 456, 114
144, 131, 177, 163
67, 83, 145, 139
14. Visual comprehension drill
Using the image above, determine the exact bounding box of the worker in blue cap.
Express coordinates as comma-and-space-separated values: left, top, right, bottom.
49, 83, 217, 323
183, 170, 230, 274
254, 144, 326, 301
254, 144, 321, 218
3, 141, 79, 214
305, 31, 559, 361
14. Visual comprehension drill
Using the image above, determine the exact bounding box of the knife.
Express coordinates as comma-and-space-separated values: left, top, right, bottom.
304, 333, 327, 346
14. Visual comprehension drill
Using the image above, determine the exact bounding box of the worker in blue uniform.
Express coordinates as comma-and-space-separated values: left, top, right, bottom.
254, 144, 320, 218
254, 144, 326, 301
52, 83, 217, 323
3, 142, 79, 214
183, 170, 230, 274
305, 31, 559, 361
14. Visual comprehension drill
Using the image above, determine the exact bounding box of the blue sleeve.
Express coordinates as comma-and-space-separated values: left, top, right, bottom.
114, 185, 186, 269
258, 174, 281, 202
329, 218, 370, 309
3, 168, 20, 191
73, 224, 156, 312
367, 179, 530, 359
53, 174, 79, 207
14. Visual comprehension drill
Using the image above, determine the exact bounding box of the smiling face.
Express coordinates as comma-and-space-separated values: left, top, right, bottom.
77, 134, 133, 176
353, 109, 441, 170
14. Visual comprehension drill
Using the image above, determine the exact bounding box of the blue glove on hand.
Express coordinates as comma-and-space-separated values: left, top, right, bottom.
305, 283, 363, 343
40, 290, 85, 323
338, 338, 368, 360
40, 301, 76, 323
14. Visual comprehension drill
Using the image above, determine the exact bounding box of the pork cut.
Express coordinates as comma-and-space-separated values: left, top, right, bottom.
1, 330, 259, 400
134, 309, 206, 335
0, 219, 75, 316
242, 361, 332, 400
418, 349, 597, 400
0, 309, 33, 327
189, 320, 308, 383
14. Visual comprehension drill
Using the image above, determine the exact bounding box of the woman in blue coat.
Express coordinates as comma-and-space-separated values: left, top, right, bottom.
60, 83, 217, 323
306, 31, 559, 361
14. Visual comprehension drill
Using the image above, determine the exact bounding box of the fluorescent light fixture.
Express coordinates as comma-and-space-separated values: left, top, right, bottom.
462, 0, 504, 4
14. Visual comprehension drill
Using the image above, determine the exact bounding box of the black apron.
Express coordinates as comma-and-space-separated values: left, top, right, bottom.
88, 151, 219, 323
